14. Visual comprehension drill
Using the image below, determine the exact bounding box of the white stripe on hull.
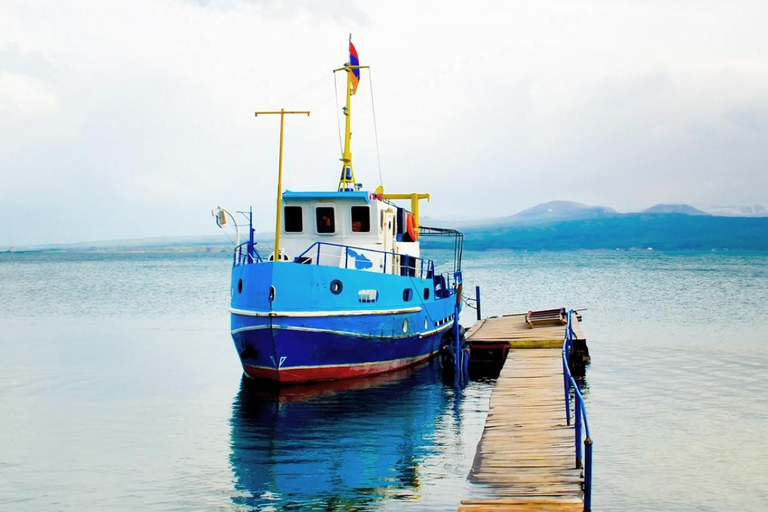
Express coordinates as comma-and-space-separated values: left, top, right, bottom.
230, 306, 422, 318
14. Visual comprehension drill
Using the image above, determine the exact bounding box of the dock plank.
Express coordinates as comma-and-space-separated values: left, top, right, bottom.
459, 349, 584, 511
466, 313, 584, 349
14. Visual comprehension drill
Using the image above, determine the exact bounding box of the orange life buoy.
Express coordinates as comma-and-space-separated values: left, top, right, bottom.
406, 213, 419, 242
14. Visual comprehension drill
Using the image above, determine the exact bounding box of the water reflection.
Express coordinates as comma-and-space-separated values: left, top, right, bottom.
229, 362, 450, 510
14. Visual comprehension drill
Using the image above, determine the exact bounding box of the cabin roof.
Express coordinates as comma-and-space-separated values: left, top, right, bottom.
282, 190, 371, 203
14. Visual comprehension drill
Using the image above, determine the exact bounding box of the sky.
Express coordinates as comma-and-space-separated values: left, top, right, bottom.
2, 0, 767, 246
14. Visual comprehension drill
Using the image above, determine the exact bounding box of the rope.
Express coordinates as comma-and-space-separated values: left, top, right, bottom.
461, 294, 477, 310
368, 68, 384, 188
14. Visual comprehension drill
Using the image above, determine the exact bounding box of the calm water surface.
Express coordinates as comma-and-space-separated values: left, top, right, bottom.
1, 250, 767, 510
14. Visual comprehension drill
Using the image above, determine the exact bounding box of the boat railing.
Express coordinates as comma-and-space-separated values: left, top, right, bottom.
418, 225, 464, 273
233, 242, 264, 266
295, 241, 439, 279
233, 240, 459, 294
561, 309, 593, 511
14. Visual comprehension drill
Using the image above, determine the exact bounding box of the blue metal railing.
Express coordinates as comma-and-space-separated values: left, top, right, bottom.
295, 241, 438, 280
233, 242, 264, 266
562, 309, 593, 511
233, 240, 459, 295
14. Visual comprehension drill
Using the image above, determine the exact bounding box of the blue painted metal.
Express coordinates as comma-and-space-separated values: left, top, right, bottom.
584, 437, 593, 511
230, 243, 463, 383
561, 309, 592, 510
475, 285, 481, 320
248, 206, 255, 263
283, 190, 371, 202
295, 241, 438, 279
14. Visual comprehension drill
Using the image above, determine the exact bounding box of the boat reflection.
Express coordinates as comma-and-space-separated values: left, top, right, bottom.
229, 361, 449, 510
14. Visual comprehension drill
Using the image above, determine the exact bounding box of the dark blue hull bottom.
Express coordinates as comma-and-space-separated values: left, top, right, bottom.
231, 325, 451, 384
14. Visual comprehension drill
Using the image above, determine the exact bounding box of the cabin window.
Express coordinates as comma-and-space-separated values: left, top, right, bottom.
284, 206, 303, 232
403, 289, 413, 302
351, 206, 370, 233
316, 207, 336, 234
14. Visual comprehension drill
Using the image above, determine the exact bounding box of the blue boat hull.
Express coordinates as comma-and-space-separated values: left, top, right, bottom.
230, 261, 458, 384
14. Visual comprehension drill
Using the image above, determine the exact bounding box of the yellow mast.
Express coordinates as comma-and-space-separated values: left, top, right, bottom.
334, 57, 368, 191
254, 109, 310, 262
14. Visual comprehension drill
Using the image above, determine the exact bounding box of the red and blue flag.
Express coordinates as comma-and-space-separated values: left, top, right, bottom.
349, 41, 360, 95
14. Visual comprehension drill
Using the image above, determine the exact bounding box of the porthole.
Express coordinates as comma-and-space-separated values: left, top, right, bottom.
424, 317, 428, 330
402, 318, 408, 333
238, 279, 243, 294
423, 288, 430, 300
330, 280, 343, 295
268, 286, 275, 302
403, 289, 413, 301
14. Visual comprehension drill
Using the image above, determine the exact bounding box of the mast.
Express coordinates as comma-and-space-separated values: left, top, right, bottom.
254, 109, 310, 262
336, 37, 368, 192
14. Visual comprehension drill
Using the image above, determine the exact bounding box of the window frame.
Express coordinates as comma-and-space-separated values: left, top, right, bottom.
350, 205, 371, 234
315, 205, 337, 235
283, 205, 304, 233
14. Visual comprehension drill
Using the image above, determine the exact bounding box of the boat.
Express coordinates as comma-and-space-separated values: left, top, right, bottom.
217, 39, 464, 384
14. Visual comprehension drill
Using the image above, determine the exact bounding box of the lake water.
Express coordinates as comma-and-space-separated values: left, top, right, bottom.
1, 250, 767, 510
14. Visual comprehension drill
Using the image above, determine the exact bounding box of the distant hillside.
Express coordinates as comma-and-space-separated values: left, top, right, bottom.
703, 203, 768, 217
7, 199, 768, 254
447, 214, 768, 251
643, 204, 710, 216
509, 201, 618, 223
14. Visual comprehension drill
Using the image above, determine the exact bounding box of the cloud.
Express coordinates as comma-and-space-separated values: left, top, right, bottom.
726, 99, 768, 133
179, 0, 371, 23
0, 70, 57, 118
1, 0, 768, 245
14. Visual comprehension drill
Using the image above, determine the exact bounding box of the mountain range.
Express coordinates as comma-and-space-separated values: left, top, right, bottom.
421, 201, 768, 251
3, 201, 767, 253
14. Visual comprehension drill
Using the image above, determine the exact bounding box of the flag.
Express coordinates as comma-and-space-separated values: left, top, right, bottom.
349, 41, 360, 95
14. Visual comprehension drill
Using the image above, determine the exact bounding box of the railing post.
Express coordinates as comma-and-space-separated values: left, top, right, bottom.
316, 243, 321, 265
563, 355, 571, 425
475, 286, 482, 320
383, 252, 387, 274
575, 395, 583, 469
584, 437, 593, 511
344, 247, 349, 269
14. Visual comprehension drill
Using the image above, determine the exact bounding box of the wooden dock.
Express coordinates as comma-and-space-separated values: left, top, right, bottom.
460, 311, 587, 511
465, 312, 584, 349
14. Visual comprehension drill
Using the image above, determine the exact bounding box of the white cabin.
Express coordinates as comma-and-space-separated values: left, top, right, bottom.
274, 190, 421, 274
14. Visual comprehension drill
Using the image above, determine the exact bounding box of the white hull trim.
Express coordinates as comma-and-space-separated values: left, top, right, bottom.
230, 306, 422, 318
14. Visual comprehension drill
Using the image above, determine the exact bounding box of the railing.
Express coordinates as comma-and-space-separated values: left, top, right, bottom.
233, 242, 264, 266
418, 225, 463, 273
295, 241, 439, 279
562, 309, 593, 511
233, 239, 460, 296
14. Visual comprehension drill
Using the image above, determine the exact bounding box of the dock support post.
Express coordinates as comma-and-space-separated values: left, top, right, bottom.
475, 286, 481, 320
584, 437, 593, 511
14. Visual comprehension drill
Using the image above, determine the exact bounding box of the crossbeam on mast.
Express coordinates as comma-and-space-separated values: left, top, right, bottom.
255, 109, 311, 262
